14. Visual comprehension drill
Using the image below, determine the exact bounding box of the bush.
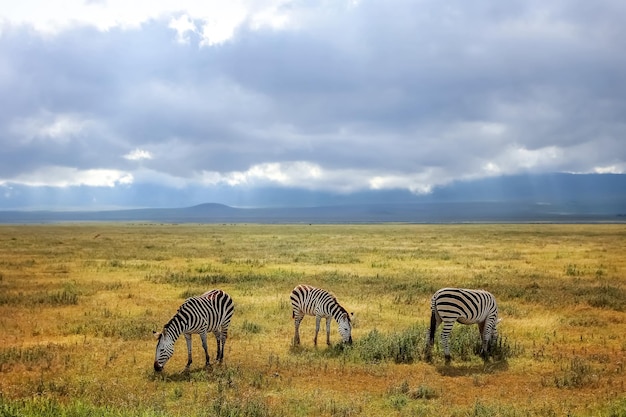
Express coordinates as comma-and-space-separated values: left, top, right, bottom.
357, 325, 427, 364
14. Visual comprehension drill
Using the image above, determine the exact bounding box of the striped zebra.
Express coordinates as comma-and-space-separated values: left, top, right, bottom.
425, 288, 499, 364
290, 284, 353, 346
153, 289, 234, 372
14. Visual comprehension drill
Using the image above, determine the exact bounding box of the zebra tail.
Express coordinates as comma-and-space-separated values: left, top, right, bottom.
428, 309, 437, 344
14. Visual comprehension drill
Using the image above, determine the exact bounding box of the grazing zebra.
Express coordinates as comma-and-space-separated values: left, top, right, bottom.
153, 289, 234, 372
290, 284, 353, 346
425, 288, 499, 364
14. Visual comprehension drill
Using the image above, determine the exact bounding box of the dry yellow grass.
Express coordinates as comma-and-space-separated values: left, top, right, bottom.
0, 223, 625, 416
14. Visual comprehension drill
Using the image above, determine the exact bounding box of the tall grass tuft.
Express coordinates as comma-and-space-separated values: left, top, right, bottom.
428, 325, 519, 363
212, 396, 272, 417
388, 380, 438, 401
489, 336, 522, 362
146, 270, 229, 286
0, 396, 170, 417
0, 345, 59, 372
36, 289, 79, 305
242, 320, 262, 334
356, 325, 427, 364
210, 365, 273, 417
552, 357, 598, 389
0, 289, 79, 306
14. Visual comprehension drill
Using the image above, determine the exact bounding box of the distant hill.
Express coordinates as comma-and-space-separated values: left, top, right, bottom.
0, 201, 624, 224
1, 174, 625, 223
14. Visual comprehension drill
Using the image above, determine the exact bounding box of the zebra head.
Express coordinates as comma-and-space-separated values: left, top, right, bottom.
153, 329, 175, 372
337, 312, 353, 344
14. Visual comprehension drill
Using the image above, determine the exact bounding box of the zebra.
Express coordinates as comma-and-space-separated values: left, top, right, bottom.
153, 289, 234, 372
290, 284, 353, 346
425, 287, 499, 364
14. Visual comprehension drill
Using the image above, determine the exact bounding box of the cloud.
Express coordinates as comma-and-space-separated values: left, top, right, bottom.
196, 161, 442, 195
168, 14, 197, 44
593, 165, 626, 174
8, 112, 96, 149
1, 0, 625, 209
5, 167, 133, 187
124, 149, 153, 161
0, 0, 295, 43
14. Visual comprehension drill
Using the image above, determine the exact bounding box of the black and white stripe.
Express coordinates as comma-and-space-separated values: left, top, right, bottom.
153, 289, 234, 372
290, 284, 352, 346
425, 288, 499, 363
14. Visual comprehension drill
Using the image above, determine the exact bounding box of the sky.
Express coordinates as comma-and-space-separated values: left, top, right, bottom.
1, 0, 625, 210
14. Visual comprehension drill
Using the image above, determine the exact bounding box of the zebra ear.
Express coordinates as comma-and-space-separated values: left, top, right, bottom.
152, 330, 161, 339
348, 312, 356, 327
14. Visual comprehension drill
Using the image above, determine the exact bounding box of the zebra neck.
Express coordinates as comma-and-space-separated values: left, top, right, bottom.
164, 315, 186, 341
330, 303, 348, 322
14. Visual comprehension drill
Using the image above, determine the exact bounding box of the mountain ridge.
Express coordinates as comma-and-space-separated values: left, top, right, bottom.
1, 173, 625, 223
1, 200, 624, 224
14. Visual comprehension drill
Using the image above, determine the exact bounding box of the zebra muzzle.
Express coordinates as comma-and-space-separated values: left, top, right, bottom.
154, 361, 164, 372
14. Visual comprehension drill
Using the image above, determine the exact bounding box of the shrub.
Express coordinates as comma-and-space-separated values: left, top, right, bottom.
242, 320, 262, 334
553, 357, 598, 389
356, 325, 427, 364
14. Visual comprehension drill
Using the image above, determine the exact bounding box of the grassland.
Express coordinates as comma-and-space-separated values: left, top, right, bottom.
0, 223, 625, 416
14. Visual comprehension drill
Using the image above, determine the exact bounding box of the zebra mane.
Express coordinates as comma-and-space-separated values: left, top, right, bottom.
201, 289, 223, 300
163, 307, 186, 333
321, 289, 350, 322
161, 291, 223, 335
333, 300, 351, 322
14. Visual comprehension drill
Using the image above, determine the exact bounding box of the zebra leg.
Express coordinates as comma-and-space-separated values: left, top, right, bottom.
184, 333, 193, 369
213, 330, 222, 363
219, 329, 228, 362
199, 332, 210, 367
314, 315, 322, 346
326, 317, 331, 345
293, 315, 302, 346
481, 317, 498, 360
478, 321, 488, 360
441, 321, 455, 364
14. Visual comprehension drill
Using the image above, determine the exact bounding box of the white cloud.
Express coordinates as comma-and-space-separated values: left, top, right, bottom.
512, 146, 562, 169
199, 5, 247, 46
124, 149, 153, 161
482, 162, 501, 174
197, 161, 441, 194
7, 166, 133, 187
593, 165, 625, 174
10, 113, 92, 144
0, 0, 297, 45
168, 14, 197, 44
487, 145, 564, 174
368, 171, 439, 194
200, 161, 322, 187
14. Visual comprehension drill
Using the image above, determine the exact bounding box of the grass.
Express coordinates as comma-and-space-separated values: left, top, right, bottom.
0, 223, 625, 416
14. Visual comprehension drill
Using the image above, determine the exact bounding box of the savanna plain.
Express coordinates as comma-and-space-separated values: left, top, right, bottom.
0, 223, 625, 417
